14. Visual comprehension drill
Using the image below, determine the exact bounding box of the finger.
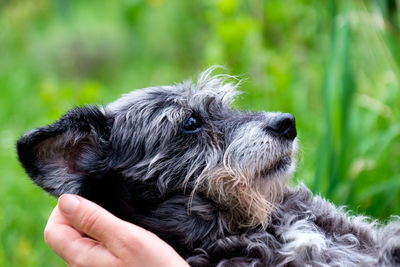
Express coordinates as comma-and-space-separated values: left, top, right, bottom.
45, 206, 117, 266
58, 194, 142, 253
45, 206, 83, 251
46, 205, 85, 237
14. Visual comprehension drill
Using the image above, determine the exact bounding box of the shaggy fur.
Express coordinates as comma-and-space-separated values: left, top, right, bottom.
17, 68, 400, 266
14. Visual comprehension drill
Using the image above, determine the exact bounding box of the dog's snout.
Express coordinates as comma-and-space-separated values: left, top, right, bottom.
265, 113, 297, 140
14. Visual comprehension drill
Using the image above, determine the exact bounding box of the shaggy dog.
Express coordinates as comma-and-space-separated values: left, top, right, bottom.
17, 69, 400, 266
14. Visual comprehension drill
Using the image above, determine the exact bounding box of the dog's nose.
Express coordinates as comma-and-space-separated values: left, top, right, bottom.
265, 113, 297, 140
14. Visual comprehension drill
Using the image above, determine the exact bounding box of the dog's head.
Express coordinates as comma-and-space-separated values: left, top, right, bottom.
17, 69, 298, 228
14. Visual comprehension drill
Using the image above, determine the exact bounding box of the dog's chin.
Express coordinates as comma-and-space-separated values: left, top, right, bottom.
261, 155, 295, 180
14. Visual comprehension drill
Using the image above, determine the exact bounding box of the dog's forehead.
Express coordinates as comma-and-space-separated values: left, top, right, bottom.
107, 73, 239, 114
107, 86, 176, 113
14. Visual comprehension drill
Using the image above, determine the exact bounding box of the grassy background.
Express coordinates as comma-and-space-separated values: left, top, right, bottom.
1, 0, 400, 266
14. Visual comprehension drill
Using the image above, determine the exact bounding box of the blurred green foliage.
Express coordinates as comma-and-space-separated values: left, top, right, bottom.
0, 0, 400, 266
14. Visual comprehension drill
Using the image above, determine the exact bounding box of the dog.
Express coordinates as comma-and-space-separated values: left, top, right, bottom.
17, 68, 400, 266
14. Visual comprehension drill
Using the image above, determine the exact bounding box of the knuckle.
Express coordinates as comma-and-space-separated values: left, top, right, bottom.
118, 230, 137, 250
69, 252, 87, 267
111, 233, 138, 258
80, 208, 102, 235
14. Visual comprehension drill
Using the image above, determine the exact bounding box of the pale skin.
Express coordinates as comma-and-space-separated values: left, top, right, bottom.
44, 194, 189, 267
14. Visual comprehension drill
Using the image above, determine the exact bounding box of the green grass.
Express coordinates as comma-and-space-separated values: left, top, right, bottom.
1, 0, 400, 266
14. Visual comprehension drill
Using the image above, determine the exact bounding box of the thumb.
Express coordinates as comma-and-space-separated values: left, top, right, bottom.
58, 194, 138, 252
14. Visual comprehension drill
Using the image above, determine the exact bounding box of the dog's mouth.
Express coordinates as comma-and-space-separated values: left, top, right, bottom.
261, 155, 292, 177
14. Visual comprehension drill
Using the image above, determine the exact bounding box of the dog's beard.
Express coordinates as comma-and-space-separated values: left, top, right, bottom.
191, 158, 295, 230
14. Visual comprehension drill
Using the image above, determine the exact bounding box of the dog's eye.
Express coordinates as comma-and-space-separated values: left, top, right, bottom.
183, 115, 202, 133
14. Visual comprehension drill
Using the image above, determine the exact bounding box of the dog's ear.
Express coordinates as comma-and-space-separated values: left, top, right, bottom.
17, 106, 111, 197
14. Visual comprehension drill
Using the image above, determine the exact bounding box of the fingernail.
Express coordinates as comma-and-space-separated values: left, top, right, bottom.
59, 194, 80, 215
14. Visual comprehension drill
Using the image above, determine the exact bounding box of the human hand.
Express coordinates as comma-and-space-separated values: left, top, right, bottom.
44, 194, 189, 267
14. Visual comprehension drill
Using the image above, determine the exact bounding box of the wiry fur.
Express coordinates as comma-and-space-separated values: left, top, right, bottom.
17, 68, 400, 266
